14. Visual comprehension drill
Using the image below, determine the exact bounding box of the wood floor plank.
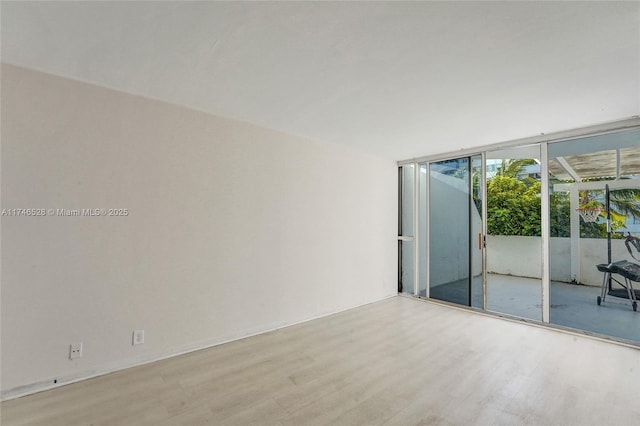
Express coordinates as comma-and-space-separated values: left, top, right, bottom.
2, 296, 639, 425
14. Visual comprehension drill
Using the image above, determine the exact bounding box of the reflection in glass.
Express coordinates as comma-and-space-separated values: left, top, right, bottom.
418, 164, 428, 297
471, 155, 484, 308
401, 165, 415, 237
429, 158, 471, 306
548, 129, 640, 343
485, 146, 543, 320
400, 241, 414, 295
399, 165, 415, 294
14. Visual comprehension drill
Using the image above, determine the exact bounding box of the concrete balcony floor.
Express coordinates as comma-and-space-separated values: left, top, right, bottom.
427, 273, 640, 344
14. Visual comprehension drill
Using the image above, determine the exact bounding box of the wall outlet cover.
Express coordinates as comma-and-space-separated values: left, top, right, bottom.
69, 342, 82, 359
133, 330, 145, 345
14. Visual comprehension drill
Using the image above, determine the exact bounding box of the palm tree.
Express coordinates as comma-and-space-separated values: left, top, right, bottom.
485, 159, 640, 236
497, 159, 640, 236
579, 187, 640, 233
496, 158, 537, 179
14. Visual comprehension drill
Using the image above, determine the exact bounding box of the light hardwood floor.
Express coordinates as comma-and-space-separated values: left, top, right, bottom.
2, 296, 640, 425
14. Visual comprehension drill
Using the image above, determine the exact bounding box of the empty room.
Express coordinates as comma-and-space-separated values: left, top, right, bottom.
1, 1, 639, 425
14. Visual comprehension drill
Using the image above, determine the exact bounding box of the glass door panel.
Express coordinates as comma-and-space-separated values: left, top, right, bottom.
548, 129, 640, 343
429, 158, 471, 306
485, 145, 542, 320
471, 155, 484, 309
398, 165, 415, 295
418, 164, 428, 297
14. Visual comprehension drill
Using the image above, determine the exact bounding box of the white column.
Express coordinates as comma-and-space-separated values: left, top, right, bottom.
481, 152, 488, 311
413, 163, 420, 295
570, 187, 580, 283
541, 142, 550, 323
424, 164, 430, 299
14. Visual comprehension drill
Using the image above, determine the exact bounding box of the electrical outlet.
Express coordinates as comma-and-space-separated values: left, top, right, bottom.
69, 342, 82, 359
132, 330, 145, 345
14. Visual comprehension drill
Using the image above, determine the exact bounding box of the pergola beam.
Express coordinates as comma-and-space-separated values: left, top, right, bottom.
554, 178, 639, 192
555, 156, 582, 182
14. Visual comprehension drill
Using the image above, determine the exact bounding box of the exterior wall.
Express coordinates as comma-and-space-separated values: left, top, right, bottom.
487, 235, 636, 286
486, 236, 543, 279
428, 172, 482, 287
579, 238, 637, 286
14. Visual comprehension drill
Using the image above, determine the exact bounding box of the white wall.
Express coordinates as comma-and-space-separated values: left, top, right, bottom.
579, 238, 637, 286
0, 64, 397, 397
487, 235, 636, 286
428, 171, 482, 287
486, 236, 543, 279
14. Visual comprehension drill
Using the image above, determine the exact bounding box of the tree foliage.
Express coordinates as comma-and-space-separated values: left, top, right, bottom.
488, 160, 640, 238
487, 175, 541, 236
549, 191, 611, 238
550, 191, 570, 237
551, 189, 637, 238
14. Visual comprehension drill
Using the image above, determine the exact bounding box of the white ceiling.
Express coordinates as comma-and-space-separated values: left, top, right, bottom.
2, 1, 639, 160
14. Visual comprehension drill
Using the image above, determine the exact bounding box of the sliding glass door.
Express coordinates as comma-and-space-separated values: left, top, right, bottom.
547, 129, 640, 342
485, 145, 542, 321
428, 156, 484, 307
398, 120, 640, 345
471, 155, 484, 309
